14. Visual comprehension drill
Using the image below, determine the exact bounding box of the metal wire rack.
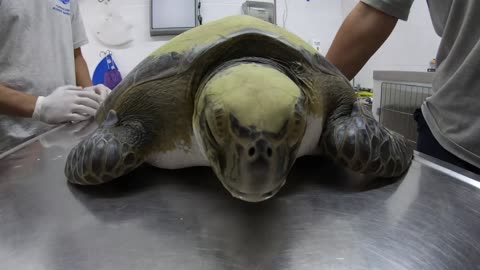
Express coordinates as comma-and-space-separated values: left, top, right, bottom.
379, 82, 433, 147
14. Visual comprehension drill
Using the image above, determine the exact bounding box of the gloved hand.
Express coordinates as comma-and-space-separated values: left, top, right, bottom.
83, 84, 112, 103
32, 85, 103, 125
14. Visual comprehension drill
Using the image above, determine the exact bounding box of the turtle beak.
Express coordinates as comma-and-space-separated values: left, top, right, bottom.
221, 132, 294, 202
223, 177, 287, 202
224, 184, 286, 202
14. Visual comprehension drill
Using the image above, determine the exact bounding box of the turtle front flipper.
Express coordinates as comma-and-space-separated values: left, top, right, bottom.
321, 101, 413, 178
65, 110, 150, 185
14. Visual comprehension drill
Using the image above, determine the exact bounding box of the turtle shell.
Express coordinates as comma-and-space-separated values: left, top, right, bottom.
95, 15, 348, 154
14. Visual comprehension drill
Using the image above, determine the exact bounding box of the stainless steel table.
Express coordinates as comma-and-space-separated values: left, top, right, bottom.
1, 122, 480, 270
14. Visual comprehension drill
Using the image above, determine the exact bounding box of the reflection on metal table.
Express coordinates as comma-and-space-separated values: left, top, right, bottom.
1, 122, 480, 270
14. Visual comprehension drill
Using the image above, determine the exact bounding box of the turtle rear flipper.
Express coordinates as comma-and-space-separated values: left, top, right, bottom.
65, 110, 150, 185
321, 101, 413, 178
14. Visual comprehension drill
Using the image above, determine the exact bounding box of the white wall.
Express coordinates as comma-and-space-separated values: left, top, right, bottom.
276, 0, 344, 54
78, 0, 171, 77
78, 0, 440, 89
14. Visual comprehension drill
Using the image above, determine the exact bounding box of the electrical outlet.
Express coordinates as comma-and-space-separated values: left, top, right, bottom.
310, 39, 323, 54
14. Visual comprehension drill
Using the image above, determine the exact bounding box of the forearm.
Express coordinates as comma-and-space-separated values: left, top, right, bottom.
326, 2, 398, 80
0, 84, 38, 118
74, 48, 93, 88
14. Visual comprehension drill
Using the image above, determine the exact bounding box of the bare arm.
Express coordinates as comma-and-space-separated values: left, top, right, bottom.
0, 84, 38, 117
0, 49, 97, 119
326, 2, 398, 80
74, 47, 92, 88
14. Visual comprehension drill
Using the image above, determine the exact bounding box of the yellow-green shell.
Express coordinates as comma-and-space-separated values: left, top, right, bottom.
96, 15, 349, 155
149, 15, 318, 58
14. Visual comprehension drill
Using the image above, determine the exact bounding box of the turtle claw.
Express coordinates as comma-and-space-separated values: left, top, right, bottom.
65, 120, 148, 185
321, 101, 413, 178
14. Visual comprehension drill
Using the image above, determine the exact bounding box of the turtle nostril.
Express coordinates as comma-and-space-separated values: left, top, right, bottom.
248, 147, 256, 157
267, 147, 273, 157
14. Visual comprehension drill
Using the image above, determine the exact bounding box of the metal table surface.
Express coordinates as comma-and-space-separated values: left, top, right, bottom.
1, 122, 480, 270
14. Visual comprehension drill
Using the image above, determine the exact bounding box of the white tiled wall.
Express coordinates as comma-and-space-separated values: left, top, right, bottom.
78, 0, 440, 89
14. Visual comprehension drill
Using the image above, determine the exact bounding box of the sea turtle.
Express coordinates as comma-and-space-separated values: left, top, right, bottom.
65, 15, 413, 202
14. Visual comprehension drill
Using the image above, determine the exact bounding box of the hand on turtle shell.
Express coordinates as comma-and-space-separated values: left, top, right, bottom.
83, 84, 112, 103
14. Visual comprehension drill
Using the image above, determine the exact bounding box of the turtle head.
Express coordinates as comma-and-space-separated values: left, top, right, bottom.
194, 63, 307, 202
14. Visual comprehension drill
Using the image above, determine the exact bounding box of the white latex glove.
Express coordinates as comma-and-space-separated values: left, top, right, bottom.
32, 85, 103, 124
83, 84, 112, 103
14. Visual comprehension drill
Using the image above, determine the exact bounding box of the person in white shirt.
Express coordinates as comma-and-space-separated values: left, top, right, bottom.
0, 0, 111, 153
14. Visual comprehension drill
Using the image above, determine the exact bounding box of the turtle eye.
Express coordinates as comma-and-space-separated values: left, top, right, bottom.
200, 111, 221, 147
268, 120, 289, 141
230, 114, 252, 139
205, 108, 227, 145
287, 113, 306, 147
